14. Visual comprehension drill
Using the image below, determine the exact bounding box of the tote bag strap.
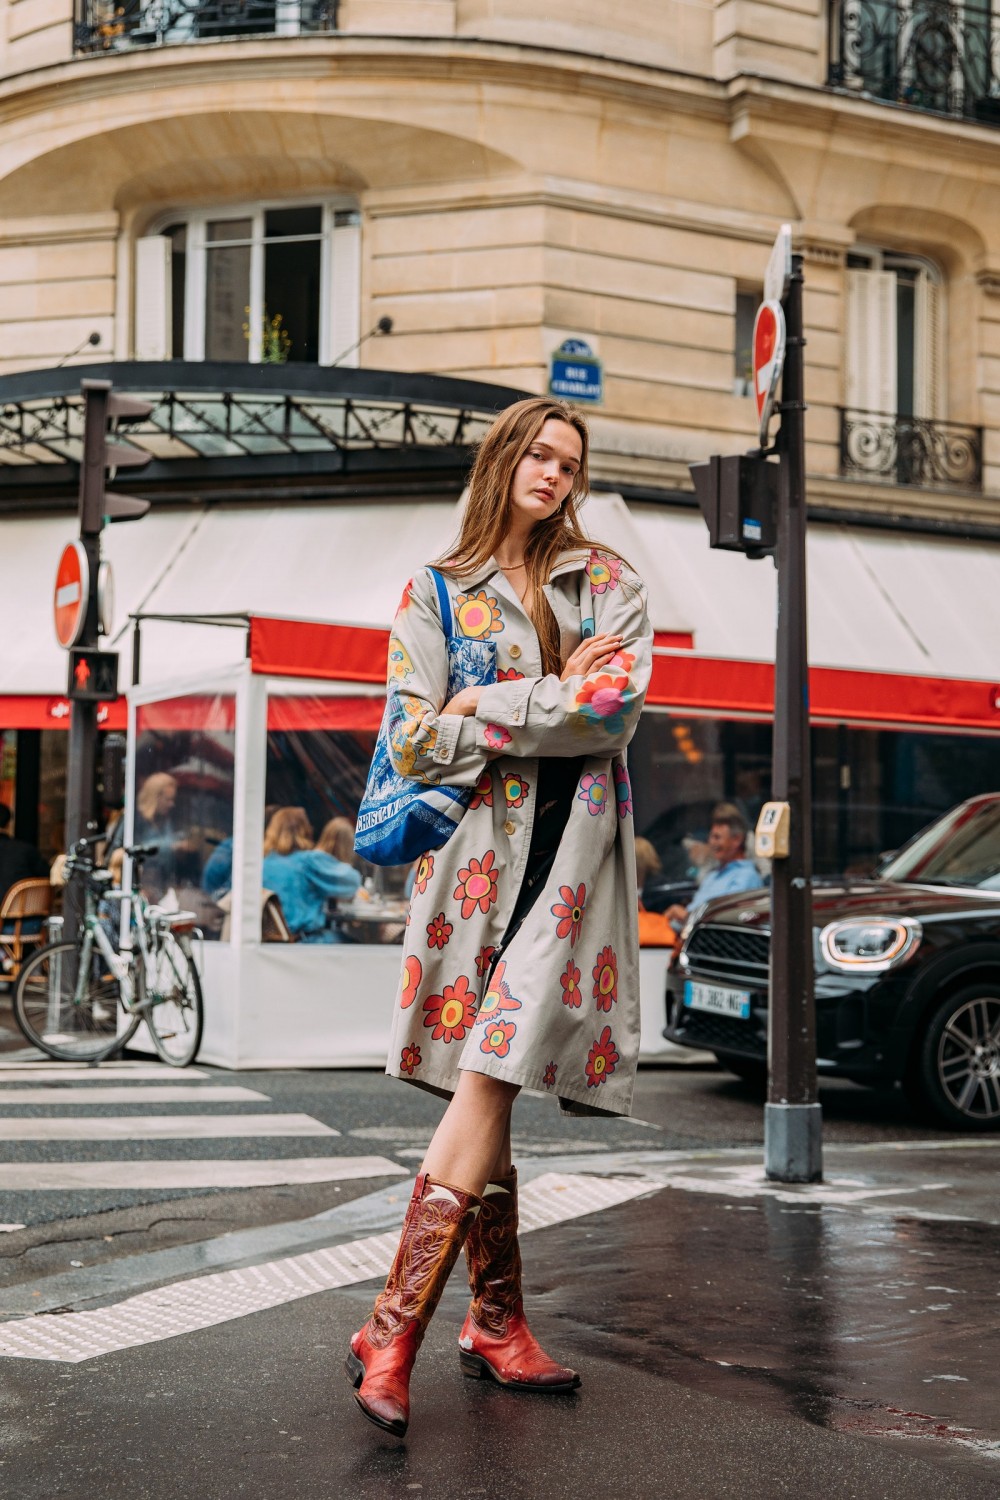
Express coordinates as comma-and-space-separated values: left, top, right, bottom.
426, 566, 454, 635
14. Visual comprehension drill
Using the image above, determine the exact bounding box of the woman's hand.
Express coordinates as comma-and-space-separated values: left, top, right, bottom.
560, 633, 623, 682
441, 685, 485, 717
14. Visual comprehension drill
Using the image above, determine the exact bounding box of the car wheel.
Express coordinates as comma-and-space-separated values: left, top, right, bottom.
907, 982, 1000, 1130
714, 1052, 767, 1090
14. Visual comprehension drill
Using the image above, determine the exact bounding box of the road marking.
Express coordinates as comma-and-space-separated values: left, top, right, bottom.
0, 1225, 25, 1233
0, 1066, 209, 1082
0, 1156, 408, 1191
0, 1086, 269, 1105
0, 1171, 658, 1363
0, 1114, 337, 1140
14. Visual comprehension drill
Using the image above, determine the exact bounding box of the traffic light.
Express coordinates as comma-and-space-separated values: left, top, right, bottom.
78, 380, 154, 537
68, 647, 119, 701
689, 451, 779, 560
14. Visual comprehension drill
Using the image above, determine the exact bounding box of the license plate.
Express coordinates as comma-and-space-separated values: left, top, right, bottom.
684, 979, 752, 1021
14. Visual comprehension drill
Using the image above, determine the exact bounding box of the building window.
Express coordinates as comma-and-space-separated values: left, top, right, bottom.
845, 248, 942, 419
135, 203, 361, 367
734, 289, 761, 397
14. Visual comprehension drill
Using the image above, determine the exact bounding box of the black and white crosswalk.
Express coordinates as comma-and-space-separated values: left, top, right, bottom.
0, 1058, 407, 1231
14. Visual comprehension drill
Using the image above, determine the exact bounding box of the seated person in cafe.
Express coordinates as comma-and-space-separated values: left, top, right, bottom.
262, 807, 361, 943
634, 836, 676, 948
316, 816, 358, 868
663, 804, 763, 932
0, 802, 48, 909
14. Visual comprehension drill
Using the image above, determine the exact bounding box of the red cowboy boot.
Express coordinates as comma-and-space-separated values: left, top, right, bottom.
346, 1171, 482, 1436
458, 1167, 580, 1391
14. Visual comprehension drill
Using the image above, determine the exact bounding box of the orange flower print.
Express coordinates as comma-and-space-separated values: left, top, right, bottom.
577, 772, 608, 816
551, 882, 587, 946
455, 591, 504, 640
592, 945, 618, 1012
585, 1025, 619, 1088
483, 723, 512, 751
423, 976, 477, 1043
454, 850, 499, 919
413, 853, 434, 897
400, 1043, 421, 1074
470, 768, 494, 810
498, 667, 525, 682
475, 945, 496, 978
426, 911, 453, 950
588, 551, 623, 594
401, 955, 422, 1009
560, 958, 582, 1008
480, 1019, 517, 1058
543, 1061, 557, 1089
608, 649, 636, 674
396, 577, 416, 614
504, 774, 529, 808
476, 959, 522, 1026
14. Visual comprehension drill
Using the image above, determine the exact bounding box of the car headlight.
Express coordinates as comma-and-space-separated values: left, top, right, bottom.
819, 917, 922, 973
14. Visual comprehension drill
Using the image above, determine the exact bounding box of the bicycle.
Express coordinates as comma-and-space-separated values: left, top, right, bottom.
13, 835, 205, 1067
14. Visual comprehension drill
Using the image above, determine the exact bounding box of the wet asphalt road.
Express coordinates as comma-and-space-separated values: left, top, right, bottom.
1, 1024, 998, 1497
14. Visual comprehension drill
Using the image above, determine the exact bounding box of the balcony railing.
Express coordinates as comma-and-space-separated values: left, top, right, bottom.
75, 0, 336, 52
828, 0, 1000, 124
840, 409, 983, 489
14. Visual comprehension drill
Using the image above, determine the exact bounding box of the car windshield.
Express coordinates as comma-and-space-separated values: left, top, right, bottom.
880, 798, 1000, 889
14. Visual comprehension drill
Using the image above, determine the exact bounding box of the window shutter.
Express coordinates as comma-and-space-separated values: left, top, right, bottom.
134, 235, 172, 360
913, 271, 942, 419
326, 213, 361, 367
846, 267, 896, 414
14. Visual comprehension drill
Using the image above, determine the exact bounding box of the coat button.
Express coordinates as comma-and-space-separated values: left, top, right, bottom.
509, 644, 522, 659
504, 819, 516, 836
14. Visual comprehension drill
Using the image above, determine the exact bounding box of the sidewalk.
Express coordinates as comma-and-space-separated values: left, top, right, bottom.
1, 1137, 998, 1497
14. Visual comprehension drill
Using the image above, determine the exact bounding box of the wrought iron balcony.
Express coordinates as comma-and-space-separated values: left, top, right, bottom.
840, 409, 983, 489
74, 0, 336, 52
828, 0, 1000, 124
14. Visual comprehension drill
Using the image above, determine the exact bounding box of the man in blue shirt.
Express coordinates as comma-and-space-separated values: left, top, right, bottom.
665, 806, 763, 931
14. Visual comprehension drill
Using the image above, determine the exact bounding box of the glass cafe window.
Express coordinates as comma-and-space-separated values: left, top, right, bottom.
155, 204, 360, 364
132, 694, 236, 940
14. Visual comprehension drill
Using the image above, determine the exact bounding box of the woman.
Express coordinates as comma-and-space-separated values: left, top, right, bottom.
346, 397, 652, 1436
316, 816, 358, 867
261, 807, 361, 942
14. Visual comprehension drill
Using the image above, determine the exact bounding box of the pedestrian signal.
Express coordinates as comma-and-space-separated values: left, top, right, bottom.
689, 452, 779, 560
68, 648, 119, 702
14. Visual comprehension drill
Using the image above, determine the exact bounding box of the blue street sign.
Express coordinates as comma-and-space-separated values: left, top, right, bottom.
549, 338, 603, 404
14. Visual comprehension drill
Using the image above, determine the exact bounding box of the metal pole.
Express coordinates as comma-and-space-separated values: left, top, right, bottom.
765, 253, 822, 1183
64, 383, 110, 941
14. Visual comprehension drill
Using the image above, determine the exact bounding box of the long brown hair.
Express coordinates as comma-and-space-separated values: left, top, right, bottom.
434, 397, 628, 676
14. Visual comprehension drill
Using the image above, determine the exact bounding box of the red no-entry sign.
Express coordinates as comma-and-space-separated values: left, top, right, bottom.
53, 541, 90, 649
752, 299, 787, 446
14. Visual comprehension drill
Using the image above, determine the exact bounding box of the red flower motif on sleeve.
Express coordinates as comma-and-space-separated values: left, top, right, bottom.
400, 1043, 421, 1074
551, 883, 587, 946
413, 853, 434, 896
559, 959, 582, 1008
453, 850, 499, 919
498, 667, 525, 682
585, 1026, 619, 1088
426, 912, 453, 950
542, 1061, 557, 1088
401, 955, 422, 1009
469, 769, 494, 810
480, 1020, 517, 1058
592, 945, 618, 1011
423, 976, 477, 1043
483, 723, 512, 751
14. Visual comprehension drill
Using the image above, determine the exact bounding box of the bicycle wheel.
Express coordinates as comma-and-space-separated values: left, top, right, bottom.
142, 932, 204, 1067
13, 940, 141, 1062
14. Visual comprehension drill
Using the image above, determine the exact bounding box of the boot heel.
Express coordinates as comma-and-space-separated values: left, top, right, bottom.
459, 1350, 489, 1380
345, 1349, 365, 1389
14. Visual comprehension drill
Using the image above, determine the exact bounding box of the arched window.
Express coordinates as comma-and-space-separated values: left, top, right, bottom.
845, 248, 943, 419
134, 200, 361, 366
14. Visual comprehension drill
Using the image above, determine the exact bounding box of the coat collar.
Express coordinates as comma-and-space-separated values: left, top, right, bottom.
450, 548, 591, 591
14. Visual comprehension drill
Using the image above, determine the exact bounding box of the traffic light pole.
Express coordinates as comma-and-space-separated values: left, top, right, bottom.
765, 253, 822, 1182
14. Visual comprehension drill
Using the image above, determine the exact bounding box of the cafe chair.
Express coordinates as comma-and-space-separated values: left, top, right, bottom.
0, 878, 53, 980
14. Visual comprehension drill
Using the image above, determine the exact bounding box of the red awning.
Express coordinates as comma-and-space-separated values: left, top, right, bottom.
0, 696, 127, 731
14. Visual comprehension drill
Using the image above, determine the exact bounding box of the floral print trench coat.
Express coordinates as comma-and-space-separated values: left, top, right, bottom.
383, 547, 653, 1117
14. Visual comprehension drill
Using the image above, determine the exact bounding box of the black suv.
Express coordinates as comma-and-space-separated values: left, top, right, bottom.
664, 794, 1000, 1129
